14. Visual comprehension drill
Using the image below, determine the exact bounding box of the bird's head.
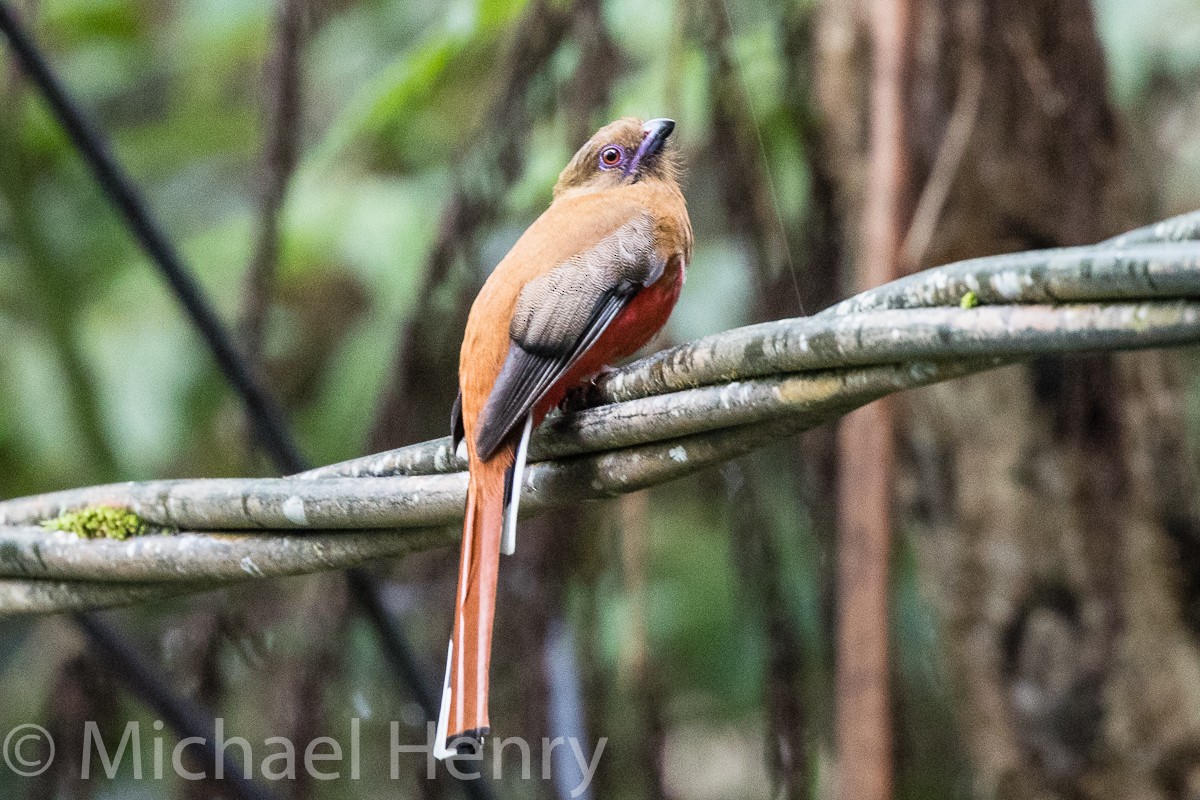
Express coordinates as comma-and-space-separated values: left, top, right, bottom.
553, 117, 680, 198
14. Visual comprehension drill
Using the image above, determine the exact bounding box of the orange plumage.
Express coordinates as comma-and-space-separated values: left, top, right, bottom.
436, 117, 692, 756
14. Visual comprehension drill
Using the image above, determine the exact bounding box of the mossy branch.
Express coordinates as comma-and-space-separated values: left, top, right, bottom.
0, 211, 1198, 614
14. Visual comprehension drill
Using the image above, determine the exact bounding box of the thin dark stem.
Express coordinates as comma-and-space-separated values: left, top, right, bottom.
346, 569, 436, 714
239, 0, 305, 365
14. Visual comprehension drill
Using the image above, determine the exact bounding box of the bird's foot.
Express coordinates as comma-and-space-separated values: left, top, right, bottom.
559, 366, 617, 413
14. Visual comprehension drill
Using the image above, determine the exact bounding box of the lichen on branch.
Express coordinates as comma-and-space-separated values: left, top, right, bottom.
42, 506, 154, 541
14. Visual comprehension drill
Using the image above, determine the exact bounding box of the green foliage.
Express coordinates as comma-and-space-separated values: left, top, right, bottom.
42, 505, 151, 540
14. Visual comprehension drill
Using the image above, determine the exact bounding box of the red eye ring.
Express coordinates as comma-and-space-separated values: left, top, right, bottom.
599, 145, 623, 168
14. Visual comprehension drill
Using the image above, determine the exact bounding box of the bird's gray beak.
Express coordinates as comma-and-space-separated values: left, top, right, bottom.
625, 118, 675, 176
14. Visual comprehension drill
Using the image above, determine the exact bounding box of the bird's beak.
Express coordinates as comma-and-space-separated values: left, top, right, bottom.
625, 118, 675, 176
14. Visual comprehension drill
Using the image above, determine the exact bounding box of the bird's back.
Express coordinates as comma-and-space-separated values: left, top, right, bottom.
457, 182, 686, 449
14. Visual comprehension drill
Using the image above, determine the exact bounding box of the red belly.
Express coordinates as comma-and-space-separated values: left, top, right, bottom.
533, 264, 684, 421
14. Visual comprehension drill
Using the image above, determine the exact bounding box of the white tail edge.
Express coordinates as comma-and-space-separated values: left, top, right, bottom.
501, 414, 533, 556
433, 638, 454, 760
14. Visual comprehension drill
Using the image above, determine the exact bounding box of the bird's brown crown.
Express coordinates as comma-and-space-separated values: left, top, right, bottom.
553, 117, 681, 198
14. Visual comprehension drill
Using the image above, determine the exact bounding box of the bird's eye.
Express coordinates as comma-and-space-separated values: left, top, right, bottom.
598, 145, 624, 169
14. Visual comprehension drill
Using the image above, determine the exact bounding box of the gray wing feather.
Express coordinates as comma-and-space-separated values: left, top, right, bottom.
473, 215, 663, 460
509, 215, 662, 354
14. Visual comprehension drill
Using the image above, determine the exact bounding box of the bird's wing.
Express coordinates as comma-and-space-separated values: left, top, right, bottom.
450, 391, 465, 452
473, 213, 665, 460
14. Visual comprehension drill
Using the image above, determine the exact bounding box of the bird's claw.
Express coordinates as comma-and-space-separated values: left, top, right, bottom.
559, 366, 616, 413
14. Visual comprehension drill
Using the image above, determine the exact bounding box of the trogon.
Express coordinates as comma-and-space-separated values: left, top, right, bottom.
436, 117, 692, 756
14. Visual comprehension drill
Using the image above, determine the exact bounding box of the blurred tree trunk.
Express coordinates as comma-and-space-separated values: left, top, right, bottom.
833, 0, 913, 798
818, 0, 1200, 798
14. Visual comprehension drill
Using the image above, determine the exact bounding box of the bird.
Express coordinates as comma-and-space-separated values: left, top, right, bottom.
434, 117, 692, 758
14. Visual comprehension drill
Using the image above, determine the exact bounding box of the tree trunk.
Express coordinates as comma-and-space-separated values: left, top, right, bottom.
818, 0, 1200, 797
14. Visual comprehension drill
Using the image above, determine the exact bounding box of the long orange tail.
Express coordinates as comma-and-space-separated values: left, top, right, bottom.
436, 456, 507, 757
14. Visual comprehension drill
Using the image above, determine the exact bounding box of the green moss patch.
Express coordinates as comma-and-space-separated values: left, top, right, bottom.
43, 506, 151, 541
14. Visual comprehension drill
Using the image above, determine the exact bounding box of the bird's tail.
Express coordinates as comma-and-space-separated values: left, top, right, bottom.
435, 457, 506, 759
